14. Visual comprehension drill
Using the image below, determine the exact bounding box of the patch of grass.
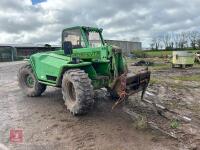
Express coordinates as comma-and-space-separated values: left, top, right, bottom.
168, 82, 185, 89
144, 49, 199, 58
172, 75, 200, 82
126, 57, 141, 63
131, 50, 147, 58
149, 63, 171, 71
133, 115, 147, 129
145, 51, 172, 58
150, 76, 186, 89
149, 78, 162, 84
170, 119, 180, 129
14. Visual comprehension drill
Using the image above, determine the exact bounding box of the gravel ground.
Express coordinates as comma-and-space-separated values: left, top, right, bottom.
0, 61, 180, 150
128, 61, 200, 150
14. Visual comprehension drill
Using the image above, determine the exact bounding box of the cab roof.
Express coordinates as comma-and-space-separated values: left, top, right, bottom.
62, 26, 103, 32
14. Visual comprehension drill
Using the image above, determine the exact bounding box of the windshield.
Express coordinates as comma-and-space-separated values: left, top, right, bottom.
86, 31, 103, 48
63, 29, 85, 49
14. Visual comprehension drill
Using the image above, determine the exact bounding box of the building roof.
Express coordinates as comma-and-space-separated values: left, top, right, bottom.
0, 44, 60, 48
105, 39, 141, 43
62, 26, 102, 32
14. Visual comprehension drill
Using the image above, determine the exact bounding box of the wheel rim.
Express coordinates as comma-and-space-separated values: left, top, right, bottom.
26, 74, 35, 88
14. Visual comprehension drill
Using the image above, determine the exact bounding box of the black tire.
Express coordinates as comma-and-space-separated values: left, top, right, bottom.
18, 64, 46, 97
62, 69, 94, 115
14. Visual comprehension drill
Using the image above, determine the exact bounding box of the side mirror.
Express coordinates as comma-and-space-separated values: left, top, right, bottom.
63, 41, 72, 55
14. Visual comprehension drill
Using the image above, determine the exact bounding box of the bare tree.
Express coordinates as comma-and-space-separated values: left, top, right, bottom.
169, 32, 175, 49
179, 32, 188, 49
150, 30, 200, 50
196, 39, 200, 49
150, 43, 154, 50
172, 32, 180, 49
151, 36, 161, 50
188, 31, 199, 49
161, 32, 171, 49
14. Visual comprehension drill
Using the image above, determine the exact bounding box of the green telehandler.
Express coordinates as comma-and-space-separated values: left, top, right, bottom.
18, 26, 150, 115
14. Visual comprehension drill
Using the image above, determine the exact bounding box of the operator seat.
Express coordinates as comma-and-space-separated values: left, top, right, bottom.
63, 41, 72, 55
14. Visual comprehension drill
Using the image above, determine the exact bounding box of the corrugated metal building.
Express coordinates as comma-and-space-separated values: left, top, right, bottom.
0, 44, 60, 61
0, 40, 142, 61
0, 46, 17, 61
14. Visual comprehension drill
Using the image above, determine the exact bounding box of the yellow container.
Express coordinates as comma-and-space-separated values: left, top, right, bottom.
172, 51, 194, 66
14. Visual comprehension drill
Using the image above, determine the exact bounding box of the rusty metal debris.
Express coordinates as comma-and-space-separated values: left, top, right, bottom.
145, 91, 192, 123
112, 72, 128, 109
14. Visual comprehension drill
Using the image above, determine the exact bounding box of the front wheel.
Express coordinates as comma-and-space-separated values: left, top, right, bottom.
62, 69, 94, 115
18, 64, 46, 97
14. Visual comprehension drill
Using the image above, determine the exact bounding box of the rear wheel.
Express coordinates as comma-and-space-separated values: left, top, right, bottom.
18, 64, 46, 97
62, 69, 94, 115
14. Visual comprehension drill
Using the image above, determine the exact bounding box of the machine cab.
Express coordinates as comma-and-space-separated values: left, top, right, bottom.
62, 26, 105, 56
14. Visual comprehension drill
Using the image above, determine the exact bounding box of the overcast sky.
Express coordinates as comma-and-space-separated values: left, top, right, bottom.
0, 0, 199, 48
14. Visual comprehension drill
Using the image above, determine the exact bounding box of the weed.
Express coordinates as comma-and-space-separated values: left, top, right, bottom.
170, 119, 180, 129
134, 115, 148, 129
172, 75, 200, 82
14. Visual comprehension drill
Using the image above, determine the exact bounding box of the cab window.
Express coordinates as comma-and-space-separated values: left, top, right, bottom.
63, 29, 85, 49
